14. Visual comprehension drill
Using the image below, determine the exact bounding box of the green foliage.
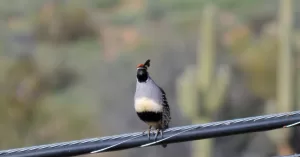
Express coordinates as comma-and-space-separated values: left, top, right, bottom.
34, 3, 96, 42
161, 0, 205, 12
93, 0, 121, 9
157, 0, 266, 15
237, 34, 278, 99
216, 0, 263, 10
145, 0, 165, 21
110, 11, 142, 26
0, 33, 102, 148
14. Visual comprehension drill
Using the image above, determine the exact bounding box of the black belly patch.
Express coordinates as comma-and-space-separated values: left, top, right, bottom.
137, 111, 162, 122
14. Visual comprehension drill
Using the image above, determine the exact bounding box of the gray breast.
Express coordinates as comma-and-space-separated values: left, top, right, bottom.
134, 77, 162, 105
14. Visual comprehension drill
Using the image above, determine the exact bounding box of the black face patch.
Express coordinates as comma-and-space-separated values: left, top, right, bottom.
136, 111, 162, 122
136, 68, 148, 82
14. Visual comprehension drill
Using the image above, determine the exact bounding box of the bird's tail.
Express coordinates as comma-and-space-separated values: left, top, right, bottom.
161, 125, 168, 148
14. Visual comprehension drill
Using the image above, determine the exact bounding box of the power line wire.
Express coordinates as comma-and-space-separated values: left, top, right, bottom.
274, 154, 300, 157
1, 110, 300, 157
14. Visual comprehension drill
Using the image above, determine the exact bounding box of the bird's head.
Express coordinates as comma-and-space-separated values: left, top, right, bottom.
136, 59, 150, 82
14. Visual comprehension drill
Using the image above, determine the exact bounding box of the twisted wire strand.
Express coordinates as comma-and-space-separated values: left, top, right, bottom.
95, 110, 300, 151
274, 154, 300, 157
0, 110, 300, 156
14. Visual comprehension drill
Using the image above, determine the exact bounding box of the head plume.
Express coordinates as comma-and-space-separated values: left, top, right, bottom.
136, 59, 150, 69
144, 59, 150, 68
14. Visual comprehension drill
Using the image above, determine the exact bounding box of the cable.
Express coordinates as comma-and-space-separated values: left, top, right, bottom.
273, 154, 300, 157
1, 110, 300, 157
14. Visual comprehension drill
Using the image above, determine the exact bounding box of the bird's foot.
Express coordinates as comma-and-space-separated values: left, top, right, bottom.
154, 129, 164, 141
142, 126, 153, 140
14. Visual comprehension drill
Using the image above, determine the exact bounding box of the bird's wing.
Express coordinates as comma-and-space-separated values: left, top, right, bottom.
159, 86, 171, 129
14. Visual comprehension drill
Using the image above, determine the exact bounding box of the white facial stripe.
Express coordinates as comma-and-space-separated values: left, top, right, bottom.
135, 97, 163, 113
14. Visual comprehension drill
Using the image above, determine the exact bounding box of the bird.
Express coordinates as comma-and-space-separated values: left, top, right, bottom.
134, 59, 171, 148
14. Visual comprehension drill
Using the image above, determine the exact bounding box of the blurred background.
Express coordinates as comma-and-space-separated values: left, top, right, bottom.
0, 0, 300, 157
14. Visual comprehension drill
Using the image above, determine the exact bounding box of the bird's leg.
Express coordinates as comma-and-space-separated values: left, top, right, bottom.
142, 126, 152, 140
148, 126, 152, 140
160, 129, 164, 139
154, 129, 162, 141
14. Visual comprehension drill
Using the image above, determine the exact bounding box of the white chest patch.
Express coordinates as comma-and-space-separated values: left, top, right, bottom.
135, 97, 162, 113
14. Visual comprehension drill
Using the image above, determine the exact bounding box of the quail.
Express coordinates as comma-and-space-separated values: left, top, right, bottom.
134, 59, 171, 148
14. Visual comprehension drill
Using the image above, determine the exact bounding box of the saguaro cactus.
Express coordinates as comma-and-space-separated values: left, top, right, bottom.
274, 0, 294, 155
176, 4, 231, 157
